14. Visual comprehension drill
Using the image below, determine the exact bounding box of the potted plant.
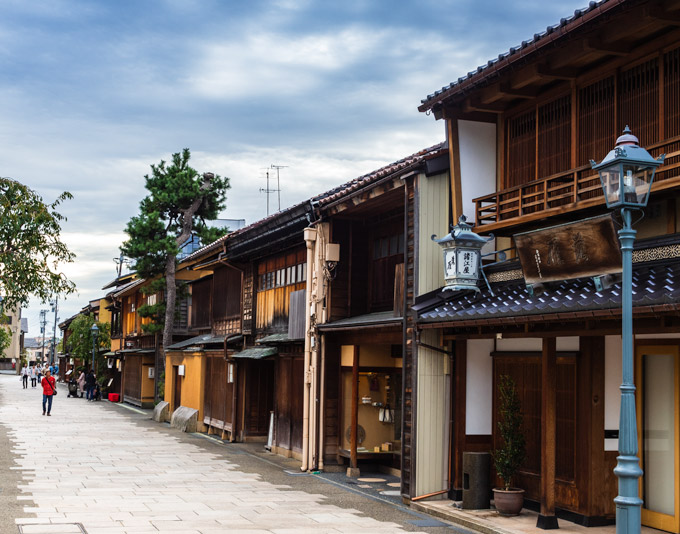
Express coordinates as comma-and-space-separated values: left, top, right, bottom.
492, 374, 526, 515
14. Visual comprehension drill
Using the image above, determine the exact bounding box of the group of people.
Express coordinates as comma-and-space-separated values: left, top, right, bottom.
20, 363, 100, 416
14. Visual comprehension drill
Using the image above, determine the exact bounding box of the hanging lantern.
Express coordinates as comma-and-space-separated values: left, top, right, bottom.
432, 215, 492, 292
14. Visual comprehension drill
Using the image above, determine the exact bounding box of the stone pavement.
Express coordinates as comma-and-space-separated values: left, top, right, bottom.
0, 375, 462, 534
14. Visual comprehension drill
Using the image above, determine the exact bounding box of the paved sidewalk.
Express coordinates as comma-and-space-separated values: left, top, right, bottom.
0, 375, 451, 534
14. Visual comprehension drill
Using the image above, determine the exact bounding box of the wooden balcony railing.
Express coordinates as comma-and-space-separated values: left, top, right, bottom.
474, 135, 680, 233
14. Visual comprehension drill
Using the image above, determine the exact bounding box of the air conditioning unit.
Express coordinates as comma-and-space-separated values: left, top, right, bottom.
126, 341, 134, 348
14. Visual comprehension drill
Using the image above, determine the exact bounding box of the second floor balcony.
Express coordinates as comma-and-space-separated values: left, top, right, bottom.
474, 135, 680, 235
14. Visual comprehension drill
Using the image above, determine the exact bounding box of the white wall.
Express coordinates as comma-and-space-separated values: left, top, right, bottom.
604, 335, 622, 451
466, 339, 494, 435
458, 120, 496, 223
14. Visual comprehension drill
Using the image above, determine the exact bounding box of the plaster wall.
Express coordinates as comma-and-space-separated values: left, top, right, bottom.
466, 339, 493, 435
458, 120, 496, 222
165, 351, 207, 431
604, 335, 622, 451
495, 337, 579, 352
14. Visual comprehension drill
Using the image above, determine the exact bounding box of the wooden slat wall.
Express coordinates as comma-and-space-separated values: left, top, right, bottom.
123, 356, 142, 403
244, 360, 274, 436
191, 277, 212, 329
212, 267, 241, 323
506, 110, 536, 188
578, 77, 616, 167
618, 58, 659, 147
538, 95, 571, 178
204, 356, 230, 429
665, 47, 680, 157
242, 264, 253, 335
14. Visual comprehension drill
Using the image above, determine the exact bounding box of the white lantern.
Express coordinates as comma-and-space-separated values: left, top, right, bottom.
432, 215, 492, 292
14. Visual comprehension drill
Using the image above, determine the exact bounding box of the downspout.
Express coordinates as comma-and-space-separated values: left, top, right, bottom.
318, 334, 326, 470
301, 226, 317, 471
401, 174, 411, 494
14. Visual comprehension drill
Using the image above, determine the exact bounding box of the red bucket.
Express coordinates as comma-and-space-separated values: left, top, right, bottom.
108, 393, 120, 403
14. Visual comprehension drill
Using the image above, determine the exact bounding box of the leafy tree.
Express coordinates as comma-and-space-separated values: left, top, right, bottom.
121, 149, 229, 399
65, 313, 111, 370
0, 177, 76, 309
0, 322, 10, 358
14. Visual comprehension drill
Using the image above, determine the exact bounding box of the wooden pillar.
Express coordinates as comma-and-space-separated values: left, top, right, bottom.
451, 339, 467, 495
347, 345, 360, 477
537, 337, 559, 529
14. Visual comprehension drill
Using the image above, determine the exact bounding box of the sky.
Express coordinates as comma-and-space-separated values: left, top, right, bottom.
1, 0, 589, 338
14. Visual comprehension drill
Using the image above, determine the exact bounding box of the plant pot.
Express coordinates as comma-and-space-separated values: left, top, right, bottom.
492, 488, 524, 516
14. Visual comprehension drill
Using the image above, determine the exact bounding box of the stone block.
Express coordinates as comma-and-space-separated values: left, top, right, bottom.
462, 451, 490, 509
170, 405, 198, 433
152, 401, 170, 423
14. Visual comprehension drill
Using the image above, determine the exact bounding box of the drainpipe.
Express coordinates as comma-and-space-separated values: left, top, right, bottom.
301, 227, 317, 471
318, 334, 326, 470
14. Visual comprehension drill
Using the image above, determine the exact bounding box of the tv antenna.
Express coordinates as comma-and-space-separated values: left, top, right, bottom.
259, 168, 280, 216
271, 164, 287, 213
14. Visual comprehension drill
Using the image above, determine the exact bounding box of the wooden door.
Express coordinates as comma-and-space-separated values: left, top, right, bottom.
173, 366, 182, 411
637, 344, 680, 534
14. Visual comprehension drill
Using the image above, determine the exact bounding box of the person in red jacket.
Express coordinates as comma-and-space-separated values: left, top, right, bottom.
41, 369, 56, 416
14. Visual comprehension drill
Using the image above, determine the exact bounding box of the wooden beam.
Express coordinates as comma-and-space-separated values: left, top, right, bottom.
448, 118, 464, 223
537, 337, 558, 529
644, 4, 680, 25
584, 37, 632, 57
479, 83, 539, 104
350, 345, 360, 473
452, 340, 467, 492
536, 64, 579, 81
463, 97, 506, 114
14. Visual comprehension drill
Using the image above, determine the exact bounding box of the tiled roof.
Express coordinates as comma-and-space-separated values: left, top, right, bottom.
183, 142, 446, 263
313, 143, 446, 207
420, 0, 617, 110
418, 258, 680, 324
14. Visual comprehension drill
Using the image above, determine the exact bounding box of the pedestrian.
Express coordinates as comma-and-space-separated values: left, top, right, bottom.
36, 363, 42, 383
85, 370, 96, 401
30, 365, 37, 387
41, 369, 56, 416
77, 370, 86, 398
21, 364, 29, 389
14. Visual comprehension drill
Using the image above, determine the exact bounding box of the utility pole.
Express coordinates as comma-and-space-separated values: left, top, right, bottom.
271, 164, 287, 212
39, 309, 48, 363
114, 253, 131, 278
50, 297, 58, 365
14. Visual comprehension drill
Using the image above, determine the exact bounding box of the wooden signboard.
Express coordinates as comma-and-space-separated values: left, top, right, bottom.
514, 215, 622, 285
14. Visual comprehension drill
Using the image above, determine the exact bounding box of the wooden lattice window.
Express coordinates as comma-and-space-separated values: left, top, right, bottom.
537, 95, 571, 178
578, 76, 616, 166
619, 58, 659, 147
665, 47, 680, 141
506, 110, 536, 188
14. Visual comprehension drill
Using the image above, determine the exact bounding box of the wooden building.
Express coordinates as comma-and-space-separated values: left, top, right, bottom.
415, 0, 680, 529
298, 144, 450, 478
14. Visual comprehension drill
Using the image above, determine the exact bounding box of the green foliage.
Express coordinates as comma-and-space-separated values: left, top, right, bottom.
493, 375, 526, 491
0, 177, 76, 308
157, 370, 165, 401
0, 320, 10, 358
120, 149, 230, 281
65, 314, 111, 369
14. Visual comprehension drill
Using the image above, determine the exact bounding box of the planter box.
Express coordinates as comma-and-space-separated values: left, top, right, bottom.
108, 393, 120, 403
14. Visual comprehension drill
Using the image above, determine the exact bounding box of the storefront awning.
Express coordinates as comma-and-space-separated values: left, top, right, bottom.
256, 333, 303, 344
166, 334, 225, 351
230, 346, 278, 360
317, 311, 402, 332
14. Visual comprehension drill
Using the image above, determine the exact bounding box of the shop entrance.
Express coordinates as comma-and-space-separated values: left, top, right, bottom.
637, 343, 680, 533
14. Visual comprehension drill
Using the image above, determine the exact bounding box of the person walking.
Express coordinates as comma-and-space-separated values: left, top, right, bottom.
36, 363, 43, 383
85, 370, 96, 401
30, 365, 37, 387
21, 364, 29, 389
41, 369, 56, 416
77, 370, 86, 398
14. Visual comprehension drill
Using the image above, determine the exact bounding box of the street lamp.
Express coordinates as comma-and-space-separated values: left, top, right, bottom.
90, 323, 99, 374
432, 215, 493, 292
591, 126, 665, 534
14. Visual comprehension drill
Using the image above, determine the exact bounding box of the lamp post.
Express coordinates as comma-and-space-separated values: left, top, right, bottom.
591, 127, 665, 534
432, 215, 493, 292
90, 323, 99, 374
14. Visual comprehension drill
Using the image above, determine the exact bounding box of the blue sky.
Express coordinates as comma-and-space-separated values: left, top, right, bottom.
0, 0, 588, 336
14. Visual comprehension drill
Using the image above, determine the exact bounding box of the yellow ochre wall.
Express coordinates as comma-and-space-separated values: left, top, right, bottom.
165, 351, 208, 432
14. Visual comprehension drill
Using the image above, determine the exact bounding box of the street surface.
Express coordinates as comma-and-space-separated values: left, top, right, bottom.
0, 375, 465, 534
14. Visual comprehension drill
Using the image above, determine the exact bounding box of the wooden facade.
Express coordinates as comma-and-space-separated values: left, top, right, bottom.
416, 0, 680, 528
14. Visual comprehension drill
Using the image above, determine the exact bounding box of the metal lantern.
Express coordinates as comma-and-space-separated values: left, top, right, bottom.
432, 215, 492, 292
590, 126, 665, 209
